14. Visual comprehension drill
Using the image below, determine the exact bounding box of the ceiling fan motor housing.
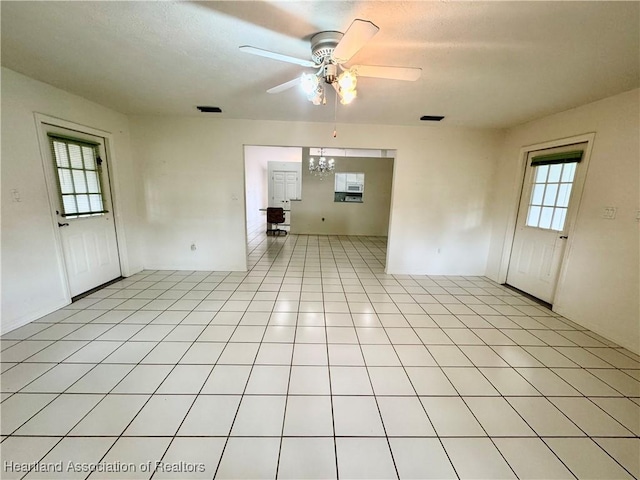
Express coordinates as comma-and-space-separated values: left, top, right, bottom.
324, 64, 338, 84
310, 31, 343, 64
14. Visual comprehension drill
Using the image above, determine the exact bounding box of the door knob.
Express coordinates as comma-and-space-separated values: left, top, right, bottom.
58, 222, 69, 227
559, 235, 568, 239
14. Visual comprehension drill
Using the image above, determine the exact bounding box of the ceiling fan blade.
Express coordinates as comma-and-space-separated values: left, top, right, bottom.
240, 46, 317, 68
332, 19, 379, 64
351, 65, 422, 81
267, 77, 300, 94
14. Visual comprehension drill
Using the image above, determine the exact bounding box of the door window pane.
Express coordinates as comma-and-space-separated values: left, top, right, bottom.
63, 196, 77, 214
531, 184, 545, 205
539, 207, 554, 229
551, 208, 567, 231
76, 194, 90, 213
89, 194, 103, 211
527, 206, 541, 226
69, 144, 84, 169
557, 184, 572, 208
542, 183, 558, 206
58, 169, 74, 194
561, 163, 576, 182
547, 164, 562, 183
54, 142, 69, 167
86, 171, 100, 193
82, 147, 96, 170
535, 165, 549, 183
72, 170, 88, 193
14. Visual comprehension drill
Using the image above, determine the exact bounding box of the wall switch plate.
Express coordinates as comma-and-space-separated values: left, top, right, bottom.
602, 207, 617, 219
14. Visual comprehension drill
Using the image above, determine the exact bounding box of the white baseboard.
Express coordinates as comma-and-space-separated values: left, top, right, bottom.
1, 300, 70, 335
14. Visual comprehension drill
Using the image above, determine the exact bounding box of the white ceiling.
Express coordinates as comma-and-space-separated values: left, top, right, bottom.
1, 1, 638, 128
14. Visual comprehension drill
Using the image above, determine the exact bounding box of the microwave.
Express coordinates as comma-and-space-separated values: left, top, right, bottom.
346, 183, 363, 193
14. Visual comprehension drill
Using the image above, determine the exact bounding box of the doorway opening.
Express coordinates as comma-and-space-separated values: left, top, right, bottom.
243, 145, 395, 271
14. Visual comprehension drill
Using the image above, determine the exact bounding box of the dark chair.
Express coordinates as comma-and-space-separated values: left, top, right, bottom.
266, 207, 287, 236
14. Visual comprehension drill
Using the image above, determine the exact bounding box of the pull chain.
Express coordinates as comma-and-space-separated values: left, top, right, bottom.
333, 87, 338, 138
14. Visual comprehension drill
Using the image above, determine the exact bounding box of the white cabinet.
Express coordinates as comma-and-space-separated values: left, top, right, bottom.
335, 174, 347, 192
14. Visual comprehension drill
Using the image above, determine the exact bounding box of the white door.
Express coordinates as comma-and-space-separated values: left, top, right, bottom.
44, 126, 121, 297
506, 143, 587, 303
270, 170, 299, 224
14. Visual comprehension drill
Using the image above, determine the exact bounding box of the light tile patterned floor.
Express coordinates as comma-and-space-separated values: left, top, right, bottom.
1, 231, 639, 479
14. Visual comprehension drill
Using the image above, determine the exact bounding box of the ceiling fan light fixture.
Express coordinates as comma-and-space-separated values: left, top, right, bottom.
306, 84, 324, 105
301, 73, 319, 95
337, 70, 357, 91
336, 69, 357, 105
310, 88, 324, 105
339, 88, 357, 105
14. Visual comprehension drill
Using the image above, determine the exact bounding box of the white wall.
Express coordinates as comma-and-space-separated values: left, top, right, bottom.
244, 146, 302, 231
292, 155, 394, 236
4, 63, 636, 356
1, 68, 141, 333
486, 89, 640, 353
129, 116, 503, 275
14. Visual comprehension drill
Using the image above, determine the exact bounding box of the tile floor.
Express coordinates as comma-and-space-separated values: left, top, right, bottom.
1, 230, 639, 479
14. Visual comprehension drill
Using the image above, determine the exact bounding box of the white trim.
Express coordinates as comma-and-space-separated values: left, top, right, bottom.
497, 133, 596, 301
385, 150, 399, 274
33, 113, 130, 300
1, 301, 70, 335
241, 145, 249, 272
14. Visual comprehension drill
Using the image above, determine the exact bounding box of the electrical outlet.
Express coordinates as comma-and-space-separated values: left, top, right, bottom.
636, 209, 640, 222
602, 207, 617, 219
11, 189, 21, 202
190, 243, 197, 251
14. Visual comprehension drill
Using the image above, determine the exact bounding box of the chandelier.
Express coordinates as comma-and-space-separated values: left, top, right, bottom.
301, 67, 357, 106
309, 148, 335, 179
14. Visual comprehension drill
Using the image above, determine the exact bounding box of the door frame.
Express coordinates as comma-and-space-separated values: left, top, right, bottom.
498, 133, 595, 304
34, 113, 130, 301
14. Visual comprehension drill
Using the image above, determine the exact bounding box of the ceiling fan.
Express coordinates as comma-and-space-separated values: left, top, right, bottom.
240, 19, 422, 105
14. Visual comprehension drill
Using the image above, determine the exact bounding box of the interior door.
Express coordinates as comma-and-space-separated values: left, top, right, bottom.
506, 143, 587, 304
270, 170, 299, 224
45, 125, 121, 297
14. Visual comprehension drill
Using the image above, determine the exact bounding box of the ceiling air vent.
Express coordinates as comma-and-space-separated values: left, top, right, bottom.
420, 115, 444, 122
197, 106, 222, 113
